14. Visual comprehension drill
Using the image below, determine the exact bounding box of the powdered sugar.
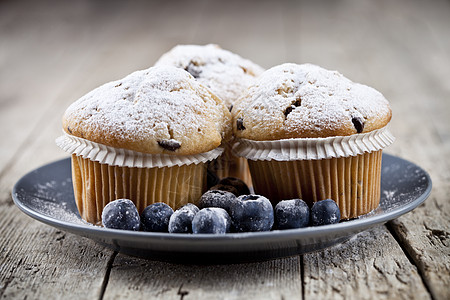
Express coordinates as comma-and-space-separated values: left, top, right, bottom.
29, 196, 89, 226
192, 208, 231, 234
233, 63, 392, 139
154, 44, 265, 108
63, 65, 231, 155
16, 178, 92, 226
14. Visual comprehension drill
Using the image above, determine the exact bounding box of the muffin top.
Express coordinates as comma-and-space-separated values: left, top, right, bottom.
62, 65, 231, 155
154, 44, 265, 108
232, 63, 392, 140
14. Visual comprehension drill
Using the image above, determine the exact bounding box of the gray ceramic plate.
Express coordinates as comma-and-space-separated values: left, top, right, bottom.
12, 153, 431, 264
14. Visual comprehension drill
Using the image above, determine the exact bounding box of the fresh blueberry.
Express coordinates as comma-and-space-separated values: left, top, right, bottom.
140, 202, 174, 232
218, 177, 250, 196
168, 203, 199, 233
230, 194, 274, 232
210, 183, 239, 197
274, 199, 310, 229
192, 208, 231, 234
311, 199, 341, 226
101, 199, 140, 231
198, 189, 237, 215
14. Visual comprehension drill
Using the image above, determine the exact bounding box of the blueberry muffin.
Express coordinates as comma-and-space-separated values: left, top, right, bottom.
232, 63, 394, 219
155, 44, 264, 185
57, 65, 231, 225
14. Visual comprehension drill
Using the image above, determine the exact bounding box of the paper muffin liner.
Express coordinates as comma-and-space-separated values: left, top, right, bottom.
247, 150, 382, 219
233, 127, 394, 219
56, 133, 224, 168
210, 142, 252, 187
71, 154, 207, 225
57, 134, 223, 225
232, 127, 394, 161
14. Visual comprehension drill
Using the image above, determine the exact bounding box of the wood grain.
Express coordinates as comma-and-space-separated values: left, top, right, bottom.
0, 0, 448, 299
103, 255, 302, 300
367, 2, 450, 299
287, 1, 450, 299
0, 205, 113, 299
303, 226, 431, 300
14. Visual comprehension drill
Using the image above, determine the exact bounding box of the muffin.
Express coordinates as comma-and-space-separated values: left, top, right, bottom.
155, 44, 264, 185
232, 63, 394, 219
56, 65, 231, 225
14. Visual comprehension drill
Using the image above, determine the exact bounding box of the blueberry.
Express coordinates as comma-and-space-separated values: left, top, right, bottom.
192, 208, 231, 234
101, 199, 140, 231
206, 168, 220, 189
140, 202, 174, 232
230, 194, 274, 232
274, 199, 310, 229
168, 203, 199, 233
210, 183, 239, 197
311, 199, 341, 226
198, 189, 237, 215
218, 177, 250, 196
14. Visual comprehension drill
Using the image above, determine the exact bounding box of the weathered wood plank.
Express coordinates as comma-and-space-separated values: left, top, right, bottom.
0, 2, 175, 299
389, 215, 449, 300
1, 0, 449, 299
0, 0, 172, 203
0, 204, 113, 299
387, 80, 450, 300
103, 255, 302, 300
303, 226, 431, 300
198, 0, 286, 69
285, 1, 449, 299
0, 0, 100, 173
0, 0, 172, 175
365, 1, 450, 299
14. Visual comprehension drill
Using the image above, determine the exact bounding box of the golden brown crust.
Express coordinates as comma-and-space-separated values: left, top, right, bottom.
63, 66, 231, 155
232, 63, 392, 140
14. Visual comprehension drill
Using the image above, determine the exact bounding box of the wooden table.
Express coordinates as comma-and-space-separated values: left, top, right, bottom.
1, 0, 449, 299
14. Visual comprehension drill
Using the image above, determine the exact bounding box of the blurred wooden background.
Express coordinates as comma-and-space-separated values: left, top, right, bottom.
1, 0, 449, 299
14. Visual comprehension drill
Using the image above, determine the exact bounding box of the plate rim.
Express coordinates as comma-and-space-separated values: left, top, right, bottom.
11, 153, 432, 246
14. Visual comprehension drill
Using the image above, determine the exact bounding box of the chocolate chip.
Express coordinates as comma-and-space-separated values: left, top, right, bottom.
184, 62, 202, 79
158, 139, 181, 151
352, 117, 365, 133
284, 98, 302, 119
240, 66, 249, 74
284, 106, 294, 118
67, 126, 72, 134
229, 104, 233, 112
236, 118, 246, 130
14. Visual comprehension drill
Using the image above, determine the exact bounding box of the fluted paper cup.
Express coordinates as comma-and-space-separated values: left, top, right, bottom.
57, 134, 223, 225
210, 142, 252, 187
233, 127, 394, 219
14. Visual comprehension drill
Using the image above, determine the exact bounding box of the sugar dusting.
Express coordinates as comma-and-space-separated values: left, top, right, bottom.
63, 65, 231, 155
29, 196, 88, 226
358, 161, 429, 219
18, 178, 94, 226
193, 208, 231, 234
155, 44, 265, 108
233, 63, 392, 139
